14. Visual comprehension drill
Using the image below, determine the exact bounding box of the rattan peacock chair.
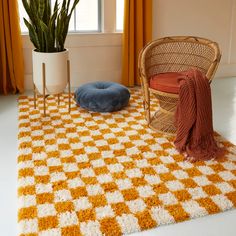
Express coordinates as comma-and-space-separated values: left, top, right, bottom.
138, 36, 221, 134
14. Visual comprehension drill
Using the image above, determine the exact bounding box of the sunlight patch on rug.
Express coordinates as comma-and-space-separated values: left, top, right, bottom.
17, 89, 236, 236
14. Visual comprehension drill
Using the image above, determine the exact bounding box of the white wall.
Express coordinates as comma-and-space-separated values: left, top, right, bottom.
23, 0, 236, 89
153, 0, 236, 78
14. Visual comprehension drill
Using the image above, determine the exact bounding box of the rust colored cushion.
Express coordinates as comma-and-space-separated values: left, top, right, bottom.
150, 72, 184, 94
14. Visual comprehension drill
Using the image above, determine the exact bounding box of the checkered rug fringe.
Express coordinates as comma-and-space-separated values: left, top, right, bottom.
18, 89, 236, 236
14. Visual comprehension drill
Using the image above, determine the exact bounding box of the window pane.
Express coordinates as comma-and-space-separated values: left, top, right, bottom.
75, 0, 99, 31
116, 0, 124, 31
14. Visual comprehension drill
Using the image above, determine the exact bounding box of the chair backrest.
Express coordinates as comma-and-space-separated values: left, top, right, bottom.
139, 36, 221, 82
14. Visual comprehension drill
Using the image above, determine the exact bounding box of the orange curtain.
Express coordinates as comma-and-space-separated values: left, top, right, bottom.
0, 0, 24, 94
122, 0, 152, 86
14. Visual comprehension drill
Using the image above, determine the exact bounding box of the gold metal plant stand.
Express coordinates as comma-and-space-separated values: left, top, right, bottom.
33, 60, 71, 116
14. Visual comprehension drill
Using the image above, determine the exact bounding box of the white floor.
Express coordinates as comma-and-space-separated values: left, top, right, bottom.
0, 78, 235, 236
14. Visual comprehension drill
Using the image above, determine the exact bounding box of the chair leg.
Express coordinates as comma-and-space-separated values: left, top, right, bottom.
141, 78, 151, 124
144, 93, 151, 124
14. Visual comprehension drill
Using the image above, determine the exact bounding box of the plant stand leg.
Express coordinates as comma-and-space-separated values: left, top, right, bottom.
58, 94, 60, 106
42, 63, 46, 116
67, 60, 71, 113
33, 83, 37, 109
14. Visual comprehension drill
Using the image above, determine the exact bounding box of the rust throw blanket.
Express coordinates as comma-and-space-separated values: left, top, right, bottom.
174, 69, 224, 161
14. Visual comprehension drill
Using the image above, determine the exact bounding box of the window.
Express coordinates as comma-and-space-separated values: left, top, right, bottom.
18, 0, 124, 33
18, 0, 101, 33
116, 0, 124, 31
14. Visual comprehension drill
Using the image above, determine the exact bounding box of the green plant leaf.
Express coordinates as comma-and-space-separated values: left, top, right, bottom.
53, 0, 59, 13
24, 18, 40, 50
22, 0, 80, 52
69, 0, 80, 17
39, 19, 48, 33
38, 0, 45, 19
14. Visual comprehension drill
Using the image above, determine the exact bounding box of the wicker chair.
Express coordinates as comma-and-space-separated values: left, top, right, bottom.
138, 36, 221, 134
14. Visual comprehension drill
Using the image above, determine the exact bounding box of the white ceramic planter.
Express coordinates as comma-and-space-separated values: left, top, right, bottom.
32, 49, 69, 95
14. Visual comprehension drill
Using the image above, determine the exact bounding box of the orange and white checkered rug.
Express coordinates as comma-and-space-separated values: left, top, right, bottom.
18, 89, 236, 236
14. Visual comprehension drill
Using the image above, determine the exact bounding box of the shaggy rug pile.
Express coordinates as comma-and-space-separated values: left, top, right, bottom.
18, 89, 236, 236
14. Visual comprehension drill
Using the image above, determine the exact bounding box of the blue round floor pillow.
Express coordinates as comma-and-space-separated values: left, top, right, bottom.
75, 82, 130, 112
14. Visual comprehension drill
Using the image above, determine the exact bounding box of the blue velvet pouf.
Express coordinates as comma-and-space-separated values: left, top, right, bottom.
74, 82, 130, 112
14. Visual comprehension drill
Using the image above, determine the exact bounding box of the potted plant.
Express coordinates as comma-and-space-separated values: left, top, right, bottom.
22, 0, 80, 94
